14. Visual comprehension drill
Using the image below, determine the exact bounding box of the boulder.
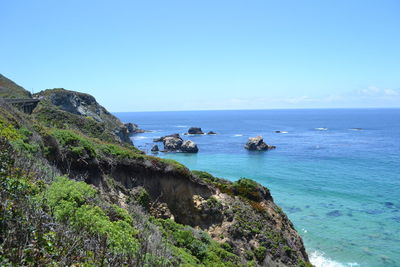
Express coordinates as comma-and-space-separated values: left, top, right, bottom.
125, 122, 145, 134
187, 127, 204, 135
163, 136, 183, 151
151, 144, 159, 152
154, 133, 181, 142
244, 136, 276, 151
207, 131, 217, 135
181, 140, 199, 153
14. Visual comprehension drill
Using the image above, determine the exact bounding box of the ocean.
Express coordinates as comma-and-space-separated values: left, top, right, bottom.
115, 109, 400, 267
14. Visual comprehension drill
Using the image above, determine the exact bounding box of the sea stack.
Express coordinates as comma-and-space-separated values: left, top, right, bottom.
163, 136, 183, 151
151, 144, 159, 152
245, 136, 276, 151
181, 140, 199, 153
186, 127, 204, 135
125, 122, 145, 134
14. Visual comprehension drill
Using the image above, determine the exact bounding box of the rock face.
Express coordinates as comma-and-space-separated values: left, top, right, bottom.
187, 127, 204, 135
153, 133, 180, 142
33, 88, 132, 144
245, 136, 276, 151
151, 144, 159, 152
125, 123, 145, 134
157, 134, 199, 153
181, 140, 199, 153
163, 136, 183, 151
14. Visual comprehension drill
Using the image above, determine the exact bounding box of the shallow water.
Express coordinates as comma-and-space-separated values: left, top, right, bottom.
116, 109, 400, 267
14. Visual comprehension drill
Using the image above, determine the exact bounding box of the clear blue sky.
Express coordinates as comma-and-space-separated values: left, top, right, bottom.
1, 0, 399, 111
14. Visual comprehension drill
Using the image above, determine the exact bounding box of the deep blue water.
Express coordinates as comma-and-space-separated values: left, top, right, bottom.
115, 109, 400, 267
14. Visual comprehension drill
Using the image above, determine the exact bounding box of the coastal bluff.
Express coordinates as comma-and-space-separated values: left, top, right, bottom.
0, 74, 312, 267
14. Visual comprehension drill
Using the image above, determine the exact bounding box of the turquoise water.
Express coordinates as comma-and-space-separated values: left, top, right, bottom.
116, 109, 400, 267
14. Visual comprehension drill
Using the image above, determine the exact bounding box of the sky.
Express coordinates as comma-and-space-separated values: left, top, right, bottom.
1, 0, 400, 111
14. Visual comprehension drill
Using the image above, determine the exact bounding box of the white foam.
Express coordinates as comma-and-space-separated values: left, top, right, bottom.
133, 136, 149, 140
310, 251, 359, 267
175, 125, 188, 128
315, 127, 328, 131
233, 134, 243, 137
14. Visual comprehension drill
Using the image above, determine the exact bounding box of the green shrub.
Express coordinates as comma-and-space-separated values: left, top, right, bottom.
133, 187, 151, 209
0, 118, 21, 141
45, 177, 139, 254
254, 246, 267, 263
51, 129, 96, 157
155, 218, 239, 266
232, 178, 262, 201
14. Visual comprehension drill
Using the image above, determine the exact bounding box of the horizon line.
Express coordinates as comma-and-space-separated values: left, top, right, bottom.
112, 106, 400, 113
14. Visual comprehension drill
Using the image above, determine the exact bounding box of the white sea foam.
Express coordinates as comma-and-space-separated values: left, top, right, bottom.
233, 134, 243, 137
175, 125, 188, 128
310, 251, 359, 267
133, 136, 149, 140
315, 127, 328, 131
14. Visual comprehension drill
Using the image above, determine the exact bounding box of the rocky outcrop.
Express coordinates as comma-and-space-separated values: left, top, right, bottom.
125, 122, 145, 134
151, 144, 159, 152
163, 136, 183, 151
153, 133, 180, 142
186, 127, 204, 135
245, 136, 276, 151
156, 134, 199, 153
181, 140, 199, 153
33, 88, 132, 144
207, 131, 217, 135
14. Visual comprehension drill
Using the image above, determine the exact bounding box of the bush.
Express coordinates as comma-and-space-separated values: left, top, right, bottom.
155, 218, 239, 266
51, 129, 96, 158
232, 178, 262, 201
254, 246, 267, 263
45, 177, 139, 255
0, 117, 21, 141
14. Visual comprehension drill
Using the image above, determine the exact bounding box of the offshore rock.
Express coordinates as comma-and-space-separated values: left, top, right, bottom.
181, 140, 199, 153
153, 133, 180, 142
245, 136, 276, 151
187, 127, 204, 135
207, 131, 217, 135
125, 122, 145, 134
163, 136, 183, 151
151, 144, 159, 152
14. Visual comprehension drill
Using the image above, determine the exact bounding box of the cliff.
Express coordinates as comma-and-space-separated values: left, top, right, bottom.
33, 88, 133, 144
0, 74, 312, 267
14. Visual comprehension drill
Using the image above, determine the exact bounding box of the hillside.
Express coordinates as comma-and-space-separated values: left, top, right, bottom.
0, 74, 31, 98
0, 74, 312, 267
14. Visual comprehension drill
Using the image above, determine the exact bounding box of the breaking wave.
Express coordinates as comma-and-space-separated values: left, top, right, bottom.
310, 251, 359, 267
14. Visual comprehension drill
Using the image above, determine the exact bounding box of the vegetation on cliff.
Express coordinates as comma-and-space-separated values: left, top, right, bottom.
0, 74, 312, 266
